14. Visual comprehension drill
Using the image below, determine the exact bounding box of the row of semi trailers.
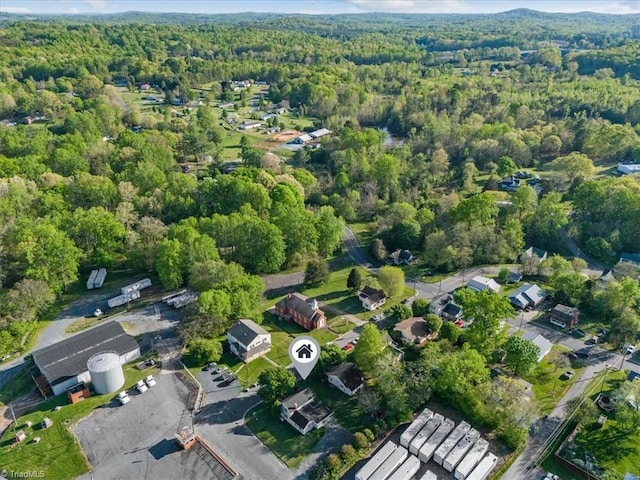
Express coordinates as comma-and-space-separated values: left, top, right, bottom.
355, 408, 498, 480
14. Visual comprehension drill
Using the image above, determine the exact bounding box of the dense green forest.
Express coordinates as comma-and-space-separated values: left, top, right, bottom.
0, 11, 639, 359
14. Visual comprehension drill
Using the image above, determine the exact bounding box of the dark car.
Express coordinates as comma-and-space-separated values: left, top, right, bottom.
573, 328, 587, 337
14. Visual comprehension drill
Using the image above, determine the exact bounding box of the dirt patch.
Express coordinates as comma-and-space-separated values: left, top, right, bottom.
0, 391, 41, 439
272, 130, 301, 142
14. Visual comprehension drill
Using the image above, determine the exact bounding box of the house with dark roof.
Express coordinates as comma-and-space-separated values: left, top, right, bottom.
275, 293, 326, 330
32, 321, 140, 396
358, 286, 387, 311
442, 303, 463, 321
508, 284, 547, 310
280, 387, 332, 435
428, 294, 463, 321
326, 362, 364, 396
520, 246, 548, 263
499, 176, 520, 192
226, 319, 271, 363
393, 317, 434, 345
549, 304, 580, 329
386, 249, 415, 266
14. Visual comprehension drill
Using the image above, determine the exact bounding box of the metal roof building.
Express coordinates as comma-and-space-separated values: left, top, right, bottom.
32, 321, 140, 396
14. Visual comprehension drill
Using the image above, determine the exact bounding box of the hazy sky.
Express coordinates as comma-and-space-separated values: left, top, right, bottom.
2, 0, 640, 15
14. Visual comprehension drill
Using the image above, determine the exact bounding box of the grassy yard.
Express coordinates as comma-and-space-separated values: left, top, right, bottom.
523, 345, 586, 414
348, 222, 376, 252
236, 357, 274, 386
0, 365, 35, 407
0, 362, 159, 480
245, 402, 325, 468
305, 380, 373, 433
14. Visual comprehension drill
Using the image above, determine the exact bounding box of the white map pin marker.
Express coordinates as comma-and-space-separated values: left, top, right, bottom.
289, 336, 321, 380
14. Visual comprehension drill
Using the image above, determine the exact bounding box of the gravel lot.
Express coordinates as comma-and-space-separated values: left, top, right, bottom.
74, 370, 216, 480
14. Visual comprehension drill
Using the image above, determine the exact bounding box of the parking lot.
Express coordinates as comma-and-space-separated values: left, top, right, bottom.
194, 366, 293, 480
74, 370, 216, 480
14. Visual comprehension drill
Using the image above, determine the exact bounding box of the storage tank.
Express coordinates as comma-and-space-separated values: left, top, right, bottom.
87, 352, 124, 394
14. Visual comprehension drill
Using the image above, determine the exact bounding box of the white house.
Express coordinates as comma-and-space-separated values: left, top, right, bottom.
281, 388, 332, 435
522, 332, 552, 362
309, 128, 332, 139
326, 363, 364, 396
226, 319, 271, 363
239, 120, 262, 130
358, 286, 387, 311
508, 284, 547, 310
467, 276, 501, 294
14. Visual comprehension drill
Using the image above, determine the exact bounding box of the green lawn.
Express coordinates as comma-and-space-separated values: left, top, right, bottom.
304, 380, 373, 432
245, 402, 325, 468
348, 222, 376, 252
0, 362, 159, 480
236, 357, 274, 387
523, 345, 586, 414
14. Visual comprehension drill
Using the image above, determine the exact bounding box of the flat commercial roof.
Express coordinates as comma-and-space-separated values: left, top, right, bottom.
32, 321, 138, 387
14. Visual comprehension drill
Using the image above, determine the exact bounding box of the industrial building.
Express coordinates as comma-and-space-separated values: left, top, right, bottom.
32, 321, 140, 396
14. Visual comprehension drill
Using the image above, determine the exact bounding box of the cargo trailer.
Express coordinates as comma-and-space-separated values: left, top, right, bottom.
93, 268, 107, 289
454, 438, 489, 480
367, 445, 408, 480
107, 290, 140, 308
466, 453, 498, 480
388, 455, 420, 480
400, 408, 434, 448
418, 417, 455, 463
418, 471, 438, 480
409, 413, 443, 455
87, 270, 98, 290
434, 421, 470, 465
443, 428, 480, 472
355, 441, 398, 480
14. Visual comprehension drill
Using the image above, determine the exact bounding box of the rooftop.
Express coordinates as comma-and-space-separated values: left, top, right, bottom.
326, 362, 364, 391
359, 286, 386, 303
32, 322, 138, 387
227, 319, 269, 346
394, 317, 429, 344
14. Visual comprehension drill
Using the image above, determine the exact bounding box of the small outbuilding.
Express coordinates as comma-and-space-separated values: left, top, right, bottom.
467, 276, 501, 294
326, 362, 364, 397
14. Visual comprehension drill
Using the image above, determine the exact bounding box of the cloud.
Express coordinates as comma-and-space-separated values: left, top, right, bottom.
84, 0, 107, 8
586, 1, 640, 13
346, 0, 473, 13
1, 6, 31, 13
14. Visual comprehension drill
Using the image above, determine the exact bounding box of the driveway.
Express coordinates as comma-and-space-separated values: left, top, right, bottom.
194, 369, 293, 480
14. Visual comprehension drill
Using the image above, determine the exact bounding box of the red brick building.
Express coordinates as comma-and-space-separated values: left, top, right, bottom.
275, 293, 326, 330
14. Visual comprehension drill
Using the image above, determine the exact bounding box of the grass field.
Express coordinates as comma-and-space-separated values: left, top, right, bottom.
0, 362, 159, 480
0, 365, 34, 407
304, 380, 373, 432
523, 345, 586, 414
245, 402, 325, 468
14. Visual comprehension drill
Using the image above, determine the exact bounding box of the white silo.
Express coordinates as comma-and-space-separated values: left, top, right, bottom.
87, 352, 125, 394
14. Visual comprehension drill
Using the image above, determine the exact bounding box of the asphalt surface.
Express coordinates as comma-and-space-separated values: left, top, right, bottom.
73, 370, 212, 480
194, 368, 293, 480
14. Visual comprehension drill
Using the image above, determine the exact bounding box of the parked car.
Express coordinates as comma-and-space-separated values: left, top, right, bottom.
117, 391, 130, 405
342, 343, 354, 352
562, 370, 575, 380
145, 375, 156, 387
94, 308, 103, 317
626, 344, 636, 355
136, 380, 148, 393
573, 328, 586, 337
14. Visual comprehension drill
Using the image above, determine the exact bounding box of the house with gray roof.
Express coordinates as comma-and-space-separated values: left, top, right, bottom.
275, 292, 326, 330
508, 284, 547, 310
326, 363, 364, 396
520, 246, 548, 263
32, 321, 140, 396
226, 319, 271, 363
280, 387, 332, 435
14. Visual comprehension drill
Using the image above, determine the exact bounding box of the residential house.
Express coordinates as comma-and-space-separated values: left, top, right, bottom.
309, 128, 332, 139
218, 102, 235, 109
259, 112, 277, 121
522, 332, 552, 362
326, 362, 364, 396
386, 249, 415, 266
139, 83, 151, 90
393, 317, 435, 345
549, 304, 580, 329
239, 120, 262, 130
499, 176, 520, 192
429, 294, 463, 321
620, 252, 640, 268
467, 276, 501, 293
617, 163, 640, 175
520, 246, 548, 263
508, 284, 547, 310
289, 133, 312, 145
226, 319, 271, 363
275, 293, 326, 330
280, 388, 332, 435
358, 286, 387, 311
509, 271, 523, 283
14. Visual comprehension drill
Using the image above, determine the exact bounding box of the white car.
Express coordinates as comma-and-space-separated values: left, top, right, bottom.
94, 308, 103, 317
136, 380, 148, 393
626, 344, 636, 355
117, 391, 130, 405
145, 375, 156, 387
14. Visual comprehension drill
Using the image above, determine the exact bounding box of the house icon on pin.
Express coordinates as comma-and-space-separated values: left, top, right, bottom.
296, 344, 313, 359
